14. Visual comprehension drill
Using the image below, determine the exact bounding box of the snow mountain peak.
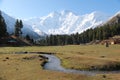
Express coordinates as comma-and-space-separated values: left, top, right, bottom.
24, 10, 110, 35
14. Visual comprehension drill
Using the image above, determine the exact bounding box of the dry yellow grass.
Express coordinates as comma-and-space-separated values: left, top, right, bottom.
0, 45, 120, 80
46, 45, 120, 71
56, 52, 120, 70
0, 54, 43, 80
0, 54, 89, 80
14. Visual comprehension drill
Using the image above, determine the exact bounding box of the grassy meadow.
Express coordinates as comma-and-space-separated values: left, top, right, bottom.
0, 45, 120, 80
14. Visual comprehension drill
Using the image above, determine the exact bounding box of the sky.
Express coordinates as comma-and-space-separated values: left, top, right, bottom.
0, 0, 120, 19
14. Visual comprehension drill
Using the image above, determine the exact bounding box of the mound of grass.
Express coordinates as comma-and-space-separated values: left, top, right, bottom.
57, 53, 120, 71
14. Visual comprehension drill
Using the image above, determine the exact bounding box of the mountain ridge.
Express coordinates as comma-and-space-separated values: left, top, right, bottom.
24, 10, 110, 35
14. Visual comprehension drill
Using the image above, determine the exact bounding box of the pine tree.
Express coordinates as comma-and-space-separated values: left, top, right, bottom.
19, 20, 23, 36
14, 19, 19, 36
0, 11, 7, 38
25, 34, 31, 41
14, 19, 23, 37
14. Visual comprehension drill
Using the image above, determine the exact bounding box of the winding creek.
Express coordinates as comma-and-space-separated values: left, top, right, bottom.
15, 52, 120, 75
43, 54, 120, 75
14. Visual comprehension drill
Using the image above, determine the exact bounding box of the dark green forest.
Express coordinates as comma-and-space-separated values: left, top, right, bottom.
39, 23, 120, 46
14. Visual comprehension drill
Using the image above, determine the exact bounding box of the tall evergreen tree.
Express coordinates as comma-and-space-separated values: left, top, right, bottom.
19, 20, 23, 36
14, 19, 23, 37
25, 34, 31, 41
0, 11, 7, 38
14, 19, 19, 36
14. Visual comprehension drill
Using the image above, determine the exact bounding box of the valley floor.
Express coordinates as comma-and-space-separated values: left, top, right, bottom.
0, 45, 120, 80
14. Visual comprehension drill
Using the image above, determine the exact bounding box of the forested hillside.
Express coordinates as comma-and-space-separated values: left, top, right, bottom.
39, 14, 120, 46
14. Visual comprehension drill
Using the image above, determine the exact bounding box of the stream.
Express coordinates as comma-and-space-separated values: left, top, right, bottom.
43, 54, 120, 75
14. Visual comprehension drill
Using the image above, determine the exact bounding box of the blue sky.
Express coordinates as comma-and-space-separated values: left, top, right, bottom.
0, 0, 120, 19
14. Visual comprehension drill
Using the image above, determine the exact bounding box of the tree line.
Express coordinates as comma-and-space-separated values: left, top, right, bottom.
39, 23, 120, 46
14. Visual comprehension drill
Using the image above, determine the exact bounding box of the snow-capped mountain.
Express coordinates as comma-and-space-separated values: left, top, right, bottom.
1, 10, 112, 38
1, 11, 46, 39
24, 10, 110, 35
